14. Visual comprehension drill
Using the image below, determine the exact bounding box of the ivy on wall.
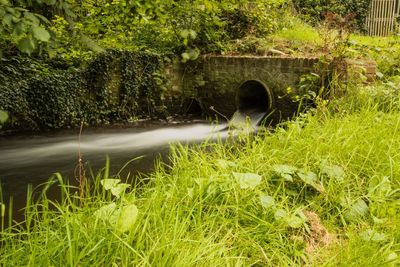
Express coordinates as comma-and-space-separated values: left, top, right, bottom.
0, 50, 171, 132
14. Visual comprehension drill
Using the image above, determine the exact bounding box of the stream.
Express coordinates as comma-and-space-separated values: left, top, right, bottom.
0, 121, 229, 223
0, 110, 267, 224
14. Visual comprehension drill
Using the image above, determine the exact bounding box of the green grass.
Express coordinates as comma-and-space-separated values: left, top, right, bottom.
272, 21, 322, 45
1, 82, 400, 266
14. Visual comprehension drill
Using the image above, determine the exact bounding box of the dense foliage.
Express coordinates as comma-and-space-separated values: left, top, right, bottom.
0, 0, 74, 56
1, 0, 291, 59
292, 0, 373, 31
0, 50, 172, 131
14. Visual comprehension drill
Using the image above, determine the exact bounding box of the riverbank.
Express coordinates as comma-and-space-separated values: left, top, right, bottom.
1, 80, 400, 265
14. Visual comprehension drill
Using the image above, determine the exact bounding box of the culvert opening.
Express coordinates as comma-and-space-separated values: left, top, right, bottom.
183, 98, 203, 116
231, 80, 272, 127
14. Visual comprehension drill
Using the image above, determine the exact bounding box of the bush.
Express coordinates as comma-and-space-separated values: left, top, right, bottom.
292, 0, 372, 32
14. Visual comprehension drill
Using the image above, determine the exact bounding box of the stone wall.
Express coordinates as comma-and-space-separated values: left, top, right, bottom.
171, 55, 320, 123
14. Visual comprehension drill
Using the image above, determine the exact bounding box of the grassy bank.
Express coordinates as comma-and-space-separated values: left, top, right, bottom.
1, 81, 400, 266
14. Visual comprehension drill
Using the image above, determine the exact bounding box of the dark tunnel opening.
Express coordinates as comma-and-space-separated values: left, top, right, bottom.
183, 98, 203, 116
236, 80, 271, 115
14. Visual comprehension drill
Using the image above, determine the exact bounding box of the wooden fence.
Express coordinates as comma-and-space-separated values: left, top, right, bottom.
366, 0, 400, 36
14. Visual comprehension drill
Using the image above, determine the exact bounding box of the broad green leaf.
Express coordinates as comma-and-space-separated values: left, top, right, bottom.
180, 29, 190, 39
369, 176, 392, 198
274, 209, 287, 221
260, 195, 275, 209
286, 215, 304, 228
116, 204, 138, 233
94, 203, 117, 221
273, 164, 298, 174
273, 164, 297, 181
360, 229, 387, 242
2, 14, 13, 27
181, 52, 190, 62
298, 171, 317, 184
344, 199, 369, 222
188, 48, 199, 60
321, 164, 345, 182
17, 37, 35, 55
233, 172, 262, 189
13, 21, 25, 35
101, 179, 121, 190
387, 252, 398, 262
282, 173, 293, 182
189, 29, 197, 39
110, 183, 130, 198
0, 110, 8, 124
32, 26, 50, 42
216, 159, 236, 169
24, 11, 39, 25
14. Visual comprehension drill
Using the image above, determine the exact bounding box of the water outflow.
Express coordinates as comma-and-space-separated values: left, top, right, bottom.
0, 123, 228, 180
0, 123, 229, 220
228, 108, 267, 129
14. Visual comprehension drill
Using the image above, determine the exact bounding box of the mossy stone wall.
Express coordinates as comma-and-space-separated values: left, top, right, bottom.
176, 56, 319, 122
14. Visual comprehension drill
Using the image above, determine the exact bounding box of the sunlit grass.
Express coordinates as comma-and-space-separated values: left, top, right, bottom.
349, 34, 400, 48
1, 82, 400, 265
272, 21, 322, 45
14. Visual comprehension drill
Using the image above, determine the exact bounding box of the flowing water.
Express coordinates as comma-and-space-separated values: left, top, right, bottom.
229, 108, 268, 129
0, 122, 229, 222
0, 109, 267, 224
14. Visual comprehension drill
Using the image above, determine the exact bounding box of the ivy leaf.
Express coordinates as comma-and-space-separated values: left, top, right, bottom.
181, 52, 190, 62
180, 29, 190, 39
260, 195, 275, 209
32, 26, 50, 42
116, 204, 139, 233
17, 37, 36, 55
0, 110, 9, 124
188, 29, 197, 39
101, 179, 121, 190
233, 172, 262, 189
24, 11, 39, 25
2, 14, 13, 28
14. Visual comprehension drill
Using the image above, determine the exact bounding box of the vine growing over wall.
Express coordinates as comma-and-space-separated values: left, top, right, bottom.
0, 50, 172, 132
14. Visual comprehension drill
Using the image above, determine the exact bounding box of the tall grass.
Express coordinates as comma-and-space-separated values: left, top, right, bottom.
1, 83, 400, 266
